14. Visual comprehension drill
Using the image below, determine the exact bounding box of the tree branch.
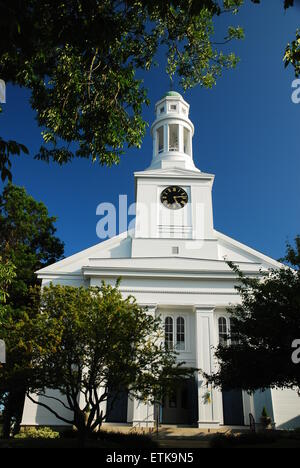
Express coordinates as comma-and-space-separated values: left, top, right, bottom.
26, 392, 74, 425
34, 392, 73, 411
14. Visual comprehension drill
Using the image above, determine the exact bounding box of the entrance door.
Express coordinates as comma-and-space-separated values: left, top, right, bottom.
106, 387, 128, 423
161, 378, 197, 425
222, 389, 244, 426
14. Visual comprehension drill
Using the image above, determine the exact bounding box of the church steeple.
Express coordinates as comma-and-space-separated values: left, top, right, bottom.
149, 91, 199, 172
133, 92, 216, 255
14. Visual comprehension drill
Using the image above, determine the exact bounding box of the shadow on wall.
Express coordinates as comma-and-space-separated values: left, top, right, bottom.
109, 237, 132, 258
30, 391, 73, 427
253, 389, 274, 424
277, 415, 300, 430
34, 388, 129, 426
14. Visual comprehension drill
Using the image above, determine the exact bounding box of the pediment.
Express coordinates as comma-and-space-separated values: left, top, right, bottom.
36, 231, 133, 276
215, 230, 283, 270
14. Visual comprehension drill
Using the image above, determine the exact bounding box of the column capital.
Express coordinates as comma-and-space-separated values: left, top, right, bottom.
140, 303, 157, 311
194, 305, 215, 314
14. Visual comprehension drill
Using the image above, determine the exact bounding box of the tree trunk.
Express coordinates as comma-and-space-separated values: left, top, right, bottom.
74, 409, 88, 448
2, 387, 26, 439
2, 393, 13, 439
77, 428, 87, 448
12, 387, 26, 436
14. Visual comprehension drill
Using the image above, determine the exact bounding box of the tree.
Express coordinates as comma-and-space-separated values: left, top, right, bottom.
26, 282, 192, 445
207, 236, 300, 393
0, 1, 244, 180
0, 257, 16, 365
0, 296, 39, 438
0, 184, 64, 308
0, 136, 29, 183
0, 184, 64, 438
0, 257, 16, 305
284, 28, 300, 78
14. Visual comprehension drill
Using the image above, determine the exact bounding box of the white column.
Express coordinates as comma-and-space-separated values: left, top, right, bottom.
195, 306, 221, 428
189, 130, 193, 159
163, 124, 168, 153
179, 124, 184, 153
0, 339, 5, 363
131, 304, 156, 428
153, 129, 157, 159
132, 399, 155, 428
243, 392, 254, 426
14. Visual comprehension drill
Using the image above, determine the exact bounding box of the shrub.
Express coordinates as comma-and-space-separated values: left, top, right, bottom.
60, 428, 158, 448
210, 433, 236, 448
98, 430, 158, 448
60, 428, 77, 439
210, 431, 278, 448
15, 427, 60, 439
282, 428, 300, 440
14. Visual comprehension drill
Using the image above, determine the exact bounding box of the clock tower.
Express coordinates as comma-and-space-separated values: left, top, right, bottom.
132, 91, 218, 259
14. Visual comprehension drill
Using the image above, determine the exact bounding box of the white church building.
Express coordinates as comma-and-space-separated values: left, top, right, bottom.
22, 91, 300, 430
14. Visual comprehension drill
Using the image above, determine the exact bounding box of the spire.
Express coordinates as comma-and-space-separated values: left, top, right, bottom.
148, 91, 198, 171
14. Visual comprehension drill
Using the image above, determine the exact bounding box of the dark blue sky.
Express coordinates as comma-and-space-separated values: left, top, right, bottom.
1, 0, 300, 260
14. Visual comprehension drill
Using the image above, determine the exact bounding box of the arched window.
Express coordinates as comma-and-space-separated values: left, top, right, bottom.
165, 317, 173, 349
218, 317, 228, 346
229, 318, 238, 345
176, 316, 185, 350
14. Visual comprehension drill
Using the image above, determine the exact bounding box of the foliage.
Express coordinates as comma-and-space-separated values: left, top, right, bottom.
0, 1, 244, 179
0, 256, 16, 305
0, 293, 39, 390
0, 1, 297, 182
14, 426, 60, 439
284, 28, 300, 77
0, 136, 29, 183
27, 282, 193, 441
210, 431, 278, 448
0, 184, 64, 308
207, 236, 300, 393
0, 184, 64, 438
250, 0, 295, 10
61, 429, 159, 448
0, 288, 44, 439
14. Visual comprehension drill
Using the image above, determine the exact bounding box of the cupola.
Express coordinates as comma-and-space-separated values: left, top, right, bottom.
148, 91, 198, 171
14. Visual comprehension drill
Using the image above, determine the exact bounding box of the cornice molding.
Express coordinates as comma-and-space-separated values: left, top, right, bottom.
119, 288, 238, 295
82, 265, 261, 280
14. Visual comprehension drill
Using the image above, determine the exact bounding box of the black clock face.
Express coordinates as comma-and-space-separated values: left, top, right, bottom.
160, 186, 188, 210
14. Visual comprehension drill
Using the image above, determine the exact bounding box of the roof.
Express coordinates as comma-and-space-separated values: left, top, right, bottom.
35, 229, 283, 279
163, 91, 182, 98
